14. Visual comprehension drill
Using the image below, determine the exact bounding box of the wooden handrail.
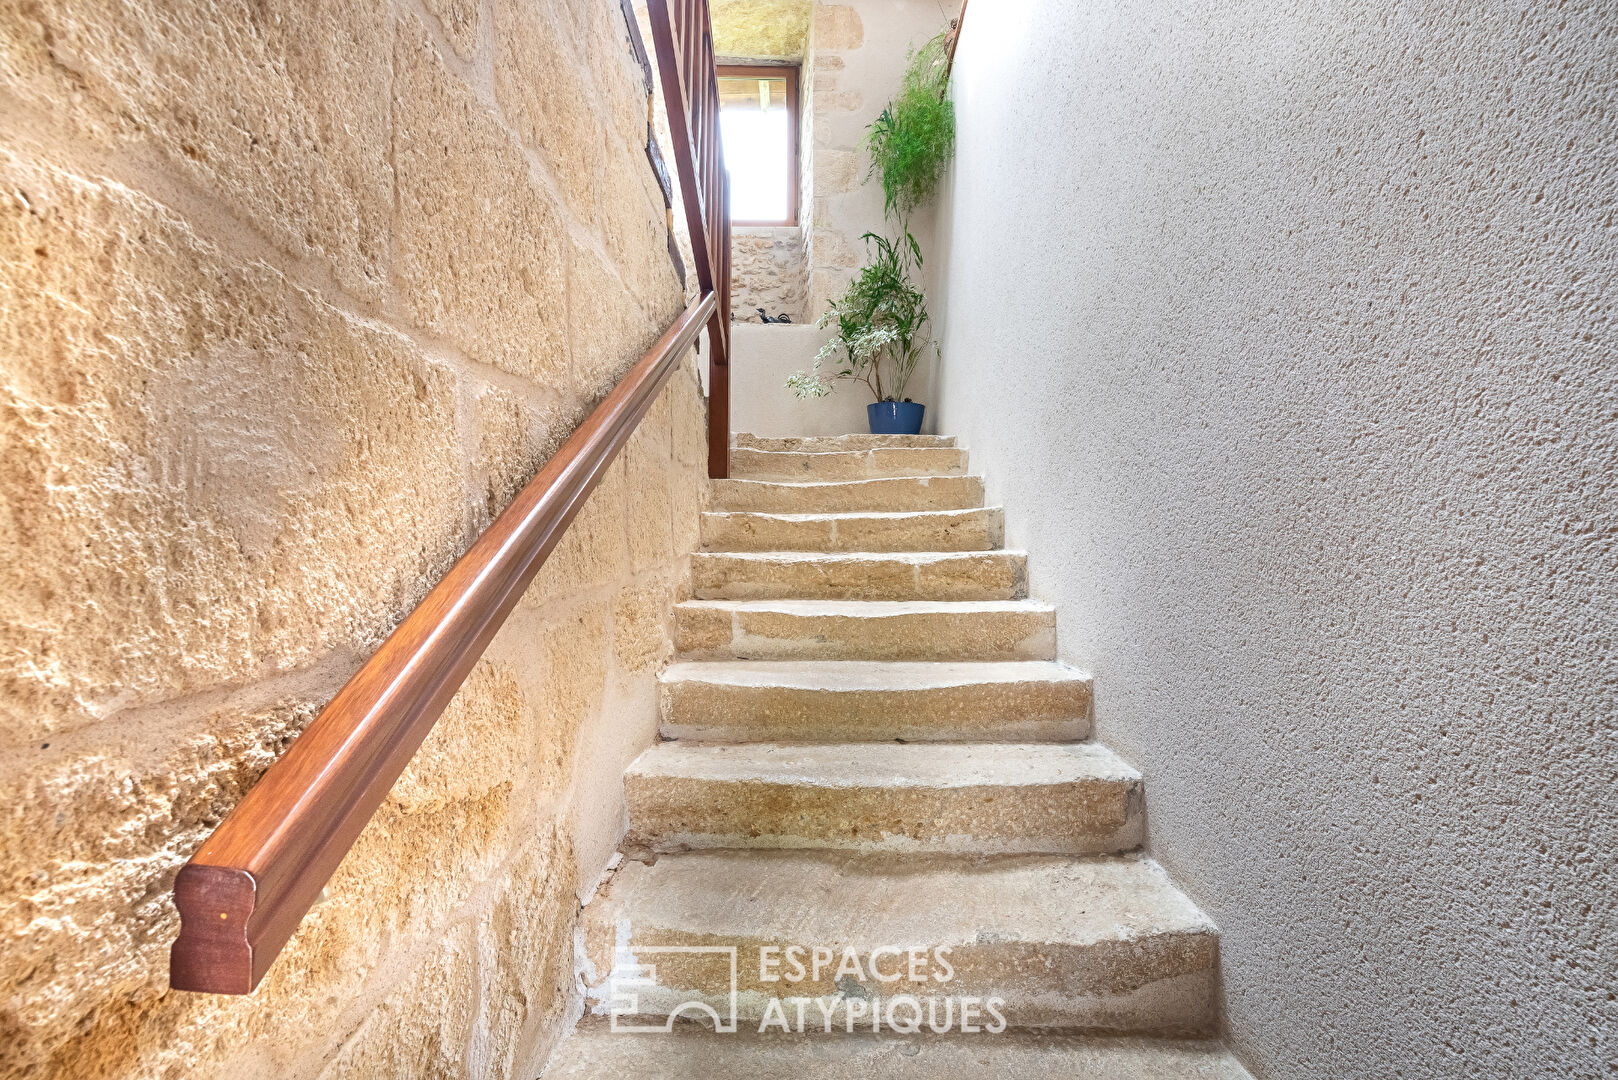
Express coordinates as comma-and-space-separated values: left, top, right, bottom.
170, 293, 715, 993
171, 0, 729, 995
945, 0, 969, 80
646, 0, 732, 479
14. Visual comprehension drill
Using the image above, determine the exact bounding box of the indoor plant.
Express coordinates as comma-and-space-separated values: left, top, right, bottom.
786, 231, 933, 433
786, 31, 955, 435
865, 30, 956, 223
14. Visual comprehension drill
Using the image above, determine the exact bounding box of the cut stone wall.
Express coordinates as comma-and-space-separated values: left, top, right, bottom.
0, 1, 701, 1077
730, 227, 807, 322
931, 3, 1617, 1078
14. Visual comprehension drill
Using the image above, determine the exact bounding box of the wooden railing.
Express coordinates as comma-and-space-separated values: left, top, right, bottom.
169, 2, 729, 995
647, 0, 731, 480
945, 0, 969, 79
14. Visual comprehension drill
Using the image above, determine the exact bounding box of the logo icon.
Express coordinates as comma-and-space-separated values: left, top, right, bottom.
607, 945, 739, 1033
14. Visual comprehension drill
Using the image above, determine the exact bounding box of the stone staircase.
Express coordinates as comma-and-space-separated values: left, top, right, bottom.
547, 434, 1251, 1077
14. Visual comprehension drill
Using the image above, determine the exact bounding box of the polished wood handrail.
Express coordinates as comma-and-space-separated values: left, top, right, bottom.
169, 293, 715, 993
171, 0, 730, 994
647, 0, 732, 479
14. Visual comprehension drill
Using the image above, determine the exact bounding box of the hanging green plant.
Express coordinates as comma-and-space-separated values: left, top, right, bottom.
864, 29, 956, 223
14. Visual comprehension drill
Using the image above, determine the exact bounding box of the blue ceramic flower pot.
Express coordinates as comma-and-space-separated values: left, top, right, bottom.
868, 401, 925, 435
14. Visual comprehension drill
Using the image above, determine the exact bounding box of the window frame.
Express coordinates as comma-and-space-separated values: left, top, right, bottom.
716, 63, 801, 228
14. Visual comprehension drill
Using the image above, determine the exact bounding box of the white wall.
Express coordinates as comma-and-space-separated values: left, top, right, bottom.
932, 3, 1616, 1078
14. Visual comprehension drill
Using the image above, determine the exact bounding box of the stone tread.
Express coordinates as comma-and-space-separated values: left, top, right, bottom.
578, 850, 1219, 1034
730, 445, 968, 480
691, 550, 1028, 602
734, 432, 957, 451
546, 1026, 1252, 1079
661, 658, 1090, 691
700, 507, 1005, 553
658, 659, 1093, 743
628, 740, 1139, 786
672, 599, 1057, 662
590, 434, 1236, 1048
622, 742, 1143, 855
712, 476, 986, 513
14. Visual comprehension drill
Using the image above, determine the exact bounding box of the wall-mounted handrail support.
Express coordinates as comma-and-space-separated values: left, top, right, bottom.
169, 0, 730, 995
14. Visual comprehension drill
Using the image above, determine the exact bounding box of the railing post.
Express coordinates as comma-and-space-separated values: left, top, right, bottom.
707, 157, 731, 478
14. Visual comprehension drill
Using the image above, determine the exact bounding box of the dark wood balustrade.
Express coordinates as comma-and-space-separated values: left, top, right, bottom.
647, 0, 732, 481
170, 0, 730, 995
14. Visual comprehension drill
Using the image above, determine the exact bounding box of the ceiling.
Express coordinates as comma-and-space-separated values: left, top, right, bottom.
710, 0, 812, 61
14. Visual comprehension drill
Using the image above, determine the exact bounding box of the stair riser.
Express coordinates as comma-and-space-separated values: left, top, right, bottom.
624, 776, 1144, 856
692, 553, 1027, 602
735, 433, 956, 452
731, 447, 968, 481
660, 676, 1092, 743
674, 607, 1057, 662
583, 942, 1218, 1036
713, 476, 985, 514
701, 509, 1004, 553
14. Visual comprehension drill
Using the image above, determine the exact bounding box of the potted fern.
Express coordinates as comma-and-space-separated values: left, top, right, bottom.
786, 30, 955, 435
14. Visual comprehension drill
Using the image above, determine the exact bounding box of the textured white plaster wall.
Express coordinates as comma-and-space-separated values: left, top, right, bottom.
931, 3, 1617, 1078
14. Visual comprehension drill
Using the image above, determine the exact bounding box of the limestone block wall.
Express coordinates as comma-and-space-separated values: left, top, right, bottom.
0, 1, 703, 1077
931, 2, 1616, 1078
730, 226, 807, 322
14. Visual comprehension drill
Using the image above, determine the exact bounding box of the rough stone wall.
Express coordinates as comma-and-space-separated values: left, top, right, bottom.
730, 227, 807, 322
931, 2, 1617, 1078
711, 0, 810, 60
0, 0, 702, 1076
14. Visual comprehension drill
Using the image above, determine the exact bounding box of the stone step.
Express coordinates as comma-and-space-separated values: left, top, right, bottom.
659, 660, 1092, 743
578, 849, 1219, 1035
674, 600, 1058, 662
701, 508, 1004, 553
730, 446, 969, 481
712, 476, 985, 514
691, 551, 1027, 602
622, 742, 1142, 855
734, 432, 957, 452
547, 1024, 1252, 1079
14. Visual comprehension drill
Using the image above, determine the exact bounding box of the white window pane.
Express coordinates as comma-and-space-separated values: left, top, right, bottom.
721, 109, 790, 220
718, 74, 792, 222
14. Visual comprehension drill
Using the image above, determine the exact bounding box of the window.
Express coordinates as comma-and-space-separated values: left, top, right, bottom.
717, 65, 799, 226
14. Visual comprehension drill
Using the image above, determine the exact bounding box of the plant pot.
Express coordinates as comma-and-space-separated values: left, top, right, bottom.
868, 401, 925, 435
